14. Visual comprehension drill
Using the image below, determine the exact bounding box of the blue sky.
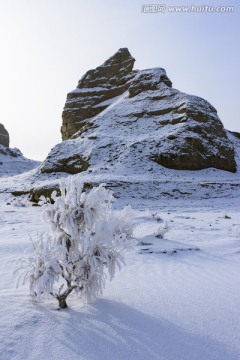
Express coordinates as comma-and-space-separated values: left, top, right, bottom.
0, 0, 239, 160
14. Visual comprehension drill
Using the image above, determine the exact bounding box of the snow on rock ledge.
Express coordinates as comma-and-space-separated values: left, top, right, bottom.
42, 48, 237, 174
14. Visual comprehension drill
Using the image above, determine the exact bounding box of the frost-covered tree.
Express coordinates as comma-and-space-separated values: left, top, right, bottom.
16, 178, 134, 309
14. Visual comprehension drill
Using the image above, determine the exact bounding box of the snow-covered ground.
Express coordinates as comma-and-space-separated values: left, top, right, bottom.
1, 192, 240, 360
0, 130, 239, 359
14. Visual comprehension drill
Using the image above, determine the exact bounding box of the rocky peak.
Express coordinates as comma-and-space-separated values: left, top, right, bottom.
61, 48, 136, 140
77, 48, 135, 89
44, 49, 237, 175
0, 123, 9, 147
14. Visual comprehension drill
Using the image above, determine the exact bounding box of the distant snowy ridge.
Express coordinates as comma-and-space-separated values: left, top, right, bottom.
0, 145, 40, 177
0, 122, 40, 177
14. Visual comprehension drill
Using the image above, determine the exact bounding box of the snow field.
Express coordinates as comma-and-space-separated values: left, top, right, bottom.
0, 197, 240, 359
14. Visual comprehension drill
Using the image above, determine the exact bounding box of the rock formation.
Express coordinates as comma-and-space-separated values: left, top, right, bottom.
41, 48, 236, 174
61, 48, 136, 140
0, 123, 9, 147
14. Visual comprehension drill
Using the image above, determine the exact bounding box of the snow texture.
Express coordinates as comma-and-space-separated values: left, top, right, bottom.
0, 192, 240, 359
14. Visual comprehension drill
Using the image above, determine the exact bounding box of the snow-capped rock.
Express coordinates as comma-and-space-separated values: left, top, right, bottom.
42, 48, 237, 174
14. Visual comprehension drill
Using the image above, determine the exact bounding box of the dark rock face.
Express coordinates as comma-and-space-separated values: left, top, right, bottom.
61, 48, 136, 140
144, 87, 236, 172
41, 151, 89, 174
44, 48, 236, 174
0, 123, 9, 147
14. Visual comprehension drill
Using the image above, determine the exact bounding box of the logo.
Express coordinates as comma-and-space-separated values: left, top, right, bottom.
141, 4, 166, 13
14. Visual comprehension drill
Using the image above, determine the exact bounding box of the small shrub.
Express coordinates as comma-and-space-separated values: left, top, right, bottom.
15, 177, 134, 309
151, 212, 163, 222
154, 222, 169, 239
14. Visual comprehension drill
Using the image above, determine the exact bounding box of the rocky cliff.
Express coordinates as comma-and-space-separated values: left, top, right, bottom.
0, 123, 9, 147
41, 48, 237, 174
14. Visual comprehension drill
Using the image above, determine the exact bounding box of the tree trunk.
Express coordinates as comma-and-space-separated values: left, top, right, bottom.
56, 285, 77, 309
58, 296, 68, 309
